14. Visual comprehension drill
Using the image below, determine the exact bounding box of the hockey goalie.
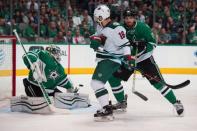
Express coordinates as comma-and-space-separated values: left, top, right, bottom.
10, 45, 90, 114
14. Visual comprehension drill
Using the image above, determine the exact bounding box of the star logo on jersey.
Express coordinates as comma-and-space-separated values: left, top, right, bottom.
127, 29, 135, 35
49, 71, 59, 80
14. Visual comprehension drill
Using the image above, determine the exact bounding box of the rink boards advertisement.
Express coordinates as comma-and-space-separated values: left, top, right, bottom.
0, 44, 197, 76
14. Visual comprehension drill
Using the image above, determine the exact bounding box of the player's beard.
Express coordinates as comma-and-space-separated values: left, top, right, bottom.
124, 17, 135, 28
125, 20, 135, 28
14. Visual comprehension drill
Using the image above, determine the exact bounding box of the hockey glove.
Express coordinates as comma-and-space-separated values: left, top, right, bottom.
122, 55, 135, 70
90, 35, 106, 50
90, 36, 102, 50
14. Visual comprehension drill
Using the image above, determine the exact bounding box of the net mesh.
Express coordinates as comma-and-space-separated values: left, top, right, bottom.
0, 38, 15, 100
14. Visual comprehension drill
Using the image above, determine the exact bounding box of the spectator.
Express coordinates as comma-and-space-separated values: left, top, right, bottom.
47, 21, 58, 38
13, 0, 27, 13
58, 20, 68, 35
64, 30, 73, 44
152, 22, 162, 43
72, 29, 86, 44
49, 8, 60, 22
165, 16, 178, 43
193, 15, 197, 29
187, 25, 197, 44
23, 21, 36, 41
13, 10, 23, 24
27, 0, 38, 11
39, 17, 47, 37
72, 8, 81, 27
138, 10, 145, 22
0, 18, 7, 35
158, 28, 171, 44
88, 0, 95, 16
80, 9, 93, 27
53, 31, 65, 43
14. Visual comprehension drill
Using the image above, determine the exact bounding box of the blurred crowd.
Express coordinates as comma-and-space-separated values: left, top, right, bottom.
0, 0, 197, 44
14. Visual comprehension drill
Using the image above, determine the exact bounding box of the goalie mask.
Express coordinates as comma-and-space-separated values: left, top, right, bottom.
94, 5, 110, 24
46, 45, 61, 61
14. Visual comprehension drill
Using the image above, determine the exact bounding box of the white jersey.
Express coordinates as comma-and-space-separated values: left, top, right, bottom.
95, 22, 131, 64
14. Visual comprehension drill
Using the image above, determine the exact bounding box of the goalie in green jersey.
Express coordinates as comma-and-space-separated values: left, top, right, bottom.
10, 45, 90, 113
112, 9, 184, 116
22, 45, 76, 97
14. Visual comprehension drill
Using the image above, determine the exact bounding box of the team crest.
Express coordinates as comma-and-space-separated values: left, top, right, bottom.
49, 71, 59, 80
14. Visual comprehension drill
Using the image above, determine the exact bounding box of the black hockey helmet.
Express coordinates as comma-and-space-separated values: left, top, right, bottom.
123, 9, 138, 18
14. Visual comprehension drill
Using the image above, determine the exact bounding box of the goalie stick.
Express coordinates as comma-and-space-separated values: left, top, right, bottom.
13, 29, 69, 114
97, 47, 148, 101
98, 47, 190, 90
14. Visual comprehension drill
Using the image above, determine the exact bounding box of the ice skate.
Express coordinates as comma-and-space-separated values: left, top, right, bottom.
112, 94, 128, 112
94, 102, 114, 122
173, 100, 184, 116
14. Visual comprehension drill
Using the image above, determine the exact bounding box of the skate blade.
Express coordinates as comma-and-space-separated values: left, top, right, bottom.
94, 115, 114, 122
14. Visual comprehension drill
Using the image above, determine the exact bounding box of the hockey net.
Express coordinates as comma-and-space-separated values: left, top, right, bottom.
0, 36, 16, 100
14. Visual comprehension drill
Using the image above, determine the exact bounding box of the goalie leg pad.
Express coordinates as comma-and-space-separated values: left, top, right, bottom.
10, 95, 52, 114
54, 93, 90, 109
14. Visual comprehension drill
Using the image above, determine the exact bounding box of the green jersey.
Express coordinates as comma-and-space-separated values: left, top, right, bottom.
124, 21, 156, 62
22, 49, 72, 90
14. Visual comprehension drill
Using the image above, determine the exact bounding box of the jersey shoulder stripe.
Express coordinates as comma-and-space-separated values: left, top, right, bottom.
106, 22, 123, 29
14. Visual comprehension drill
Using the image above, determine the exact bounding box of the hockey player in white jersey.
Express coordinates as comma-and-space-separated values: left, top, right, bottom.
90, 5, 134, 121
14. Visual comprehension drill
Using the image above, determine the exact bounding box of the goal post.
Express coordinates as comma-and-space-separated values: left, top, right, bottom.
0, 36, 16, 100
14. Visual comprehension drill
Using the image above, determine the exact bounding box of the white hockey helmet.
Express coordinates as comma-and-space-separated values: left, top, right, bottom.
94, 5, 110, 23
46, 45, 61, 61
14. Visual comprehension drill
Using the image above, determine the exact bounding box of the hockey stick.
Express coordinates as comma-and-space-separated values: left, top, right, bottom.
132, 47, 148, 101
13, 30, 69, 114
137, 69, 190, 89
97, 47, 148, 101
97, 47, 190, 89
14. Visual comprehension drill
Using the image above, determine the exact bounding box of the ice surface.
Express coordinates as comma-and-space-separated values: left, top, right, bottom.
0, 74, 197, 131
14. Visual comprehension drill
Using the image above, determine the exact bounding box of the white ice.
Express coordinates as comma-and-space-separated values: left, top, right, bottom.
0, 74, 197, 131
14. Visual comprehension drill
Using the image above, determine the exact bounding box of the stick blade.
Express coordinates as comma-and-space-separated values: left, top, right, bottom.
168, 80, 190, 89
133, 91, 148, 101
